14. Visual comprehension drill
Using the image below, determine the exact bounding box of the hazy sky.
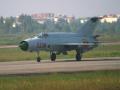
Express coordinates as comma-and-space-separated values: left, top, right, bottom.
0, 0, 120, 17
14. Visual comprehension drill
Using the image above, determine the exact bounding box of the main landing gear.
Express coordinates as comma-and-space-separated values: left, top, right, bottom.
76, 50, 82, 61
50, 52, 56, 61
36, 51, 57, 62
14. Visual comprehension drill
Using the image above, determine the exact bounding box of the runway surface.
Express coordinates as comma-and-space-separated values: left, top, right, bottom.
0, 58, 120, 75
0, 45, 18, 48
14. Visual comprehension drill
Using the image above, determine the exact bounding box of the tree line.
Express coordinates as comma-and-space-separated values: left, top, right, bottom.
0, 15, 120, 36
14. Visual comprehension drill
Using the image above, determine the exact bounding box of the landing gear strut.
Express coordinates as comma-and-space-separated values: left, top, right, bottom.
76, 50, 82, 61
50, 52, 56, 61
37, 52, 41, 62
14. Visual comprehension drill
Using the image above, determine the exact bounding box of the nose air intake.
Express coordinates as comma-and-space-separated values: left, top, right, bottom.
19, 41, 29, 51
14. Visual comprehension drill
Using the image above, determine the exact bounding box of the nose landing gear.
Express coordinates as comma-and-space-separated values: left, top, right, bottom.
36, 52, 41, 62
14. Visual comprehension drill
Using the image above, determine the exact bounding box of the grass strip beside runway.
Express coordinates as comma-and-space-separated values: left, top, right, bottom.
0, 70, 120, 90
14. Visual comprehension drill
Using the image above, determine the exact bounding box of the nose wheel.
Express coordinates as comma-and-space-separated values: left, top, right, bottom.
36, 52, 41, 62
76, 53, 82, 61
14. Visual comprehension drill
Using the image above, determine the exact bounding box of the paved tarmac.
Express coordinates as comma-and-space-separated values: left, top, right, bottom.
0, 45, 18, 48
0, 58, 119, 75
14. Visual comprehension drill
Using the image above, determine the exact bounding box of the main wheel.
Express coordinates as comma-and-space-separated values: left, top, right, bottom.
76, 54, 81, 61
51, 53, 56, 61
37, 57, 41, 62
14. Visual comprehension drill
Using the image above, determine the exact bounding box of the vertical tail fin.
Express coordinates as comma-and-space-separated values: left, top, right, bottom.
78, 17, 101, 36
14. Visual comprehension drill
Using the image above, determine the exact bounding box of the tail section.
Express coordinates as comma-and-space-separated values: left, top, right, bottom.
78, 17, 101, 36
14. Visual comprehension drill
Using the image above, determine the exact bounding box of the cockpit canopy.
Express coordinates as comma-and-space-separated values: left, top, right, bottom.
37, 32, 48, 38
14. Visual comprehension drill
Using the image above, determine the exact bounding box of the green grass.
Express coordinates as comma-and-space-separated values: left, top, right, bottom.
0, 48, 74, 62
98, 34, 120, 42
0, 34, 20, 45
0, 70, 120, 90
0, 34, 35, 45
0, 45, 120, 62
84, 45, 120, 58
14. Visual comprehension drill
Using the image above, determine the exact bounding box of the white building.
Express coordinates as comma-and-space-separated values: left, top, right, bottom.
100, 15, 118, 23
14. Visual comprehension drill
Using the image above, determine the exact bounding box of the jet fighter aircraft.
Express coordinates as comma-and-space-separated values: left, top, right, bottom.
19, 17, 101, 62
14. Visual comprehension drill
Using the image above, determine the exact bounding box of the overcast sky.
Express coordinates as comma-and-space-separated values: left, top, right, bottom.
0, 0, 120, 17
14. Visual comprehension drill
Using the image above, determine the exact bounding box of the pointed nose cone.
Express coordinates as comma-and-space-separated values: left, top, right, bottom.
19, 41, 29, 51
